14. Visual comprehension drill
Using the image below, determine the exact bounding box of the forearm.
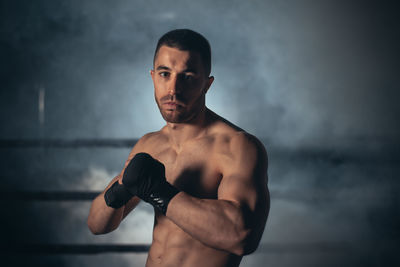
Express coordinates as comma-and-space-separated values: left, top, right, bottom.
87, 192, 124, 235
166, 192, 250, 255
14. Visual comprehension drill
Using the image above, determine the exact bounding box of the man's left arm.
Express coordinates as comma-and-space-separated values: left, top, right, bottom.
166, 133, 270, 256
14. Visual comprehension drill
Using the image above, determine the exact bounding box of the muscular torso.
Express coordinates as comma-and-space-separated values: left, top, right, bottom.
138, 122, 244, 267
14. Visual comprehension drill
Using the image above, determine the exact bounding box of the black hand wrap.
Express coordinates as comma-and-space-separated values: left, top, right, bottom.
122, 153, 180, 215
104, 180, 132, 209
141, 180, 180, 215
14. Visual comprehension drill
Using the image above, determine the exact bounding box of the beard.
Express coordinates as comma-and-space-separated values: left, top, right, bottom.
155, 93, 205, 123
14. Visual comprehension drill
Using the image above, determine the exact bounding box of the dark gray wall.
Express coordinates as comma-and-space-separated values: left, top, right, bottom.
1, 0, 399, 266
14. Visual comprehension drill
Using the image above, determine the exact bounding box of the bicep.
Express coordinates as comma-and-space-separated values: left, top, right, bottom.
218, 173, 268, 215
217, 163, 269, 251
217, 133, 269, 221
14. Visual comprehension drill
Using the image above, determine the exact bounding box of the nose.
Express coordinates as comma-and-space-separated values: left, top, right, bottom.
168, 75, 181, 96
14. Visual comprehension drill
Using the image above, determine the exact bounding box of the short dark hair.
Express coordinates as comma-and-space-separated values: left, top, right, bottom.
153, 29, 212, 76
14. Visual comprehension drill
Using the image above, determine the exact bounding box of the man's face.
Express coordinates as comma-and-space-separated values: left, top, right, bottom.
151, 46, 214, 123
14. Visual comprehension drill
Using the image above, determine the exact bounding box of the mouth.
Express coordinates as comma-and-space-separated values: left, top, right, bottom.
163, 102, 184, 110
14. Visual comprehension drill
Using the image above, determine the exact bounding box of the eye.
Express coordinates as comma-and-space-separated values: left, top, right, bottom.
183, 74, 194, 81
159, 72, 170, 78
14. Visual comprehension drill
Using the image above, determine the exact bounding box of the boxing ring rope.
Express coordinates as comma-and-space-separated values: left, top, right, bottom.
1, 138, 398, 163
1, 138, 398, 254
0, 138, 137, 148
0, 189, 356, 254
2, 244, 151, 254
1, 189, 392, 202
1, 242, 352, 254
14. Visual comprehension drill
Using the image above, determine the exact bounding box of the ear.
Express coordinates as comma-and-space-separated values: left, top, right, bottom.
204, 76, 214, 94
150, 69, 155, 82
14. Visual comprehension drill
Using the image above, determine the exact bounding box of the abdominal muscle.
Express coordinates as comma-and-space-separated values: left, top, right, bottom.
145, 212, 242, 267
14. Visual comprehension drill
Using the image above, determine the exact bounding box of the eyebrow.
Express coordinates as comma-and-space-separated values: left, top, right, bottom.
183, 68, 197, 74
156, 65, 171, 71
155, 65, 197, 74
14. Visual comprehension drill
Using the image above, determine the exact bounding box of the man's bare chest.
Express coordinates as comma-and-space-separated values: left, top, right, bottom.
151, 143, 222, 199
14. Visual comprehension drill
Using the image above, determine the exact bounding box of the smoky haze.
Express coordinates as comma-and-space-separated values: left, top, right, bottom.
1, 0, 399, 266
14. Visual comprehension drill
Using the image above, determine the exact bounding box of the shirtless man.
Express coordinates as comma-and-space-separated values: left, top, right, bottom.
87, 29, 270, 267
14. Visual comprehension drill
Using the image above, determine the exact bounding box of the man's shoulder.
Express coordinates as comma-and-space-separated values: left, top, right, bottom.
209, 119, 268, 182
208, 111, 262, 145
207, 115, 266, 159
213, 129, 265, 157
140, 130, 167, 142
134, 130, 168, 151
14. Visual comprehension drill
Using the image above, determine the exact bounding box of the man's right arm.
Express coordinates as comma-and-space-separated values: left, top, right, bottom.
86, 136, 147, 235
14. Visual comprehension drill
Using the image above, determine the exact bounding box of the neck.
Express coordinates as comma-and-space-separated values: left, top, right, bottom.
165, 107, 210, 150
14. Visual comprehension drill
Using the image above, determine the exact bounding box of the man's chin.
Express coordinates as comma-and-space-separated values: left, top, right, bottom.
161, 111, 190, 123
161, 112, 181, 123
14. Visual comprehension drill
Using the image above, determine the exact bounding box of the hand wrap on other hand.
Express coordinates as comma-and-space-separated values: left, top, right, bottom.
122, 153, 180, 215
104, 180, 132, 209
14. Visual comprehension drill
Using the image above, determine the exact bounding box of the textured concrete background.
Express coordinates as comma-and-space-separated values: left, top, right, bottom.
1, 0, 399, 266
